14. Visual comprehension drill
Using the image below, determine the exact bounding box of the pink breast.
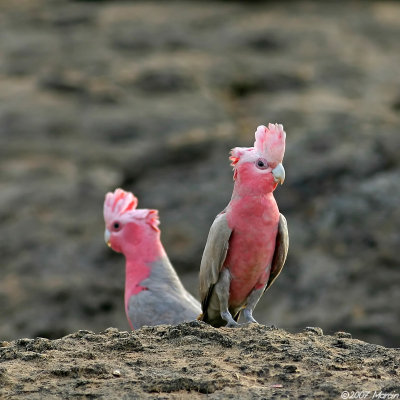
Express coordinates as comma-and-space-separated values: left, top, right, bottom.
225, 197, 279, 307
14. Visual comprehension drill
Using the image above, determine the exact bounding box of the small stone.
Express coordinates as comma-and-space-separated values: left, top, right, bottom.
78, 330, 94, 335
303, 327, 323, 336
104, 328, 119, 335
112, 369, 121, 377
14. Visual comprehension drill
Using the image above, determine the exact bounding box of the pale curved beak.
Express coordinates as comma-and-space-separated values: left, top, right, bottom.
272, 163, 285, 185
104, 229, 111, 247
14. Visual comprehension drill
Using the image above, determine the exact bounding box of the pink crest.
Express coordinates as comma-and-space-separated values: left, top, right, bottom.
144, 209, 160, 232
229, 147, 249, 166
103, 188, 138, 224
103, 188, 160, 232
254, 123, 286, 166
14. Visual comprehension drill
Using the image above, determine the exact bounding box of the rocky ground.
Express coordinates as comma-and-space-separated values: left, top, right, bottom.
1, 322, 399, 399
0, 0, 399, 351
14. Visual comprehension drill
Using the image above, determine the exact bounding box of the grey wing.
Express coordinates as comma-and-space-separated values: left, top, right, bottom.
128, 289, 200, 329
198, 212, 232, 318
264, 213, 289, 293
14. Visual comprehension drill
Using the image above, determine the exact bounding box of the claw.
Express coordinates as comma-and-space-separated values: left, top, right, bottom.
221, 310, 239, 327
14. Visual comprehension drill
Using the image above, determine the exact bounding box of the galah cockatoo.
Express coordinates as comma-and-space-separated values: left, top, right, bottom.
104, 189, 201, 329
199, 123, 289, 327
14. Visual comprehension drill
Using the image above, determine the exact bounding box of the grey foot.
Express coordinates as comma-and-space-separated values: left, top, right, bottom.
221, 311, 239, 327
242, 310, 258, 324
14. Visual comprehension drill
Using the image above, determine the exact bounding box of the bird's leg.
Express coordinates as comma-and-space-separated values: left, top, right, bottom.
242, 287, 264, 324
214, 268, 238, 327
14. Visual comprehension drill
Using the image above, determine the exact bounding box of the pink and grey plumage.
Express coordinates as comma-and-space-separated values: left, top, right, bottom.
199, 124, 289, 327
103, 189, 201, 329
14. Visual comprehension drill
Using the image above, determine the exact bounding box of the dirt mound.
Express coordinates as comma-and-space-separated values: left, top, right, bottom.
0, 0, 399, 347
1, 322, 399, 399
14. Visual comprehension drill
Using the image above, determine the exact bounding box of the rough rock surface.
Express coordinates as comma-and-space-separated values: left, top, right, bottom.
1, 322, 399, 399
0, 0, 399, 347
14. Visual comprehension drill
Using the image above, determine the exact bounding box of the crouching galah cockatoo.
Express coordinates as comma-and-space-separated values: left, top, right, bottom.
199, 123, 289, 327
104, 189, 201, 329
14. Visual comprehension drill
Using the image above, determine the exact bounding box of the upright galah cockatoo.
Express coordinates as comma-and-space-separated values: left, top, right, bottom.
104, 189, 201, 329
199, 123, 289, 327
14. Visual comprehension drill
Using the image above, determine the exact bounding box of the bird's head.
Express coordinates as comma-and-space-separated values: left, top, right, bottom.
103, 188, 160, 254
229, 123, 286, 195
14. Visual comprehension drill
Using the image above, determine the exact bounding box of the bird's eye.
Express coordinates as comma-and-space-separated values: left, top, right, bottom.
113, 222, 121, 230
255, 158, 268, 169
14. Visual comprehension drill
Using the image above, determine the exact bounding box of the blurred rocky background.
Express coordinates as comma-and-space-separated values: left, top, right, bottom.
0, 0, 399, 347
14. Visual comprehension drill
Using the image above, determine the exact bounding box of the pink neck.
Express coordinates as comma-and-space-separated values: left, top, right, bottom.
232, 178, 277, 199
123, 235, 166, 307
